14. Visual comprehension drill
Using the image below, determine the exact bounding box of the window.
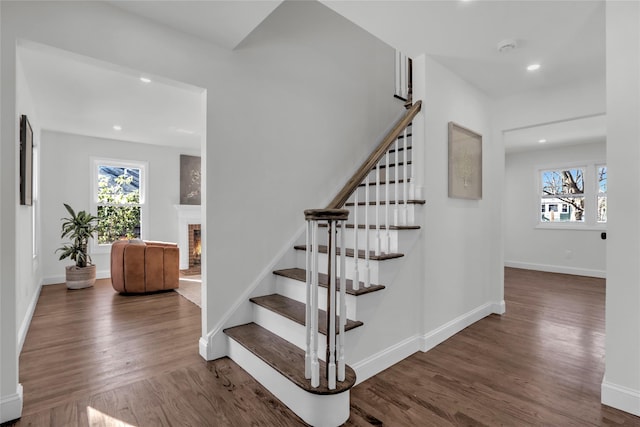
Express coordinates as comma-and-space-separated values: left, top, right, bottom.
540, 168, 584, 223
92, 159, 147, 247
597, 165, 607, 223
538, 163, 606, 228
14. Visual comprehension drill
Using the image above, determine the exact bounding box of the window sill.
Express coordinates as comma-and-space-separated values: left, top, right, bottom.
535, 223, 607, 231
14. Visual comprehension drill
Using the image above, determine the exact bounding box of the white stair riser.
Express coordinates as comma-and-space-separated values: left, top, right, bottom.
349, 182, 416, 203
344, 204, 420, 228
295, 250, 404, 285
365, 164, 412, 183
275, 275, 359, 319
296, 250, 381, 283
383, 147, 412, 165
227, 337, 350, 427
315, 227, 417, 255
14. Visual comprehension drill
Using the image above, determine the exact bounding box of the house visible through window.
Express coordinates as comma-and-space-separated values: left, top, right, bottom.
540, 168, 584, 223
538, 163, 606, 227
93, 159, 146, 245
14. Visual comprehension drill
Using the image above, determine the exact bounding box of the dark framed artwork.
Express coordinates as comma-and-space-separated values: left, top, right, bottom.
448, 122, 482, 200
20, 115, 33, 206
180, 154, 201, 205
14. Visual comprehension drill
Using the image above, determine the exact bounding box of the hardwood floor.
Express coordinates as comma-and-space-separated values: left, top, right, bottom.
4, 269, 640, 426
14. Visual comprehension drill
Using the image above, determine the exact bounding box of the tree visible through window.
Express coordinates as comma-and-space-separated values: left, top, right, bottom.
597, 165, 607, 223
541, 168, 584, 222
96, 165, 142, 244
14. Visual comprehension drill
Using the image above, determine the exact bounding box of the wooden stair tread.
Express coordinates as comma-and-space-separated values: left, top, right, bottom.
293, 244, 404, 260
358, 179, 408, 187
273, 268, 385, 296
376, 161, 412, 169
318, 223, 420, 230
250, 294, 363, 334
224, 322, 356, 395
345, 200, 425, 206
388, 145, 412, 154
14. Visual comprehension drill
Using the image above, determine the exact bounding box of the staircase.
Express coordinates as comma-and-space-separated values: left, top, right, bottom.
223, 101, 423, 426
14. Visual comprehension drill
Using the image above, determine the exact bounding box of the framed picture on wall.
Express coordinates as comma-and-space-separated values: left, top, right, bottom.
448, 121, 482, 200
20, 114, 33, 206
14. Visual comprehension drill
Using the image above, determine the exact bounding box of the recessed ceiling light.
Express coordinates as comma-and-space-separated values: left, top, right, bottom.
527, 63, 541, 72
113, 125, 122, 131
140, 77, 151, 83
538, 139, 547, 144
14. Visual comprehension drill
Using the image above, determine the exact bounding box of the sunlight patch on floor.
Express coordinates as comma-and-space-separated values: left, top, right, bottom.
87, 406, 137, 427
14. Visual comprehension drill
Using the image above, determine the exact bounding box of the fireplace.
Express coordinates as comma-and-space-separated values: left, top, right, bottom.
188, 224, 202, 267
175, 204, 201, 270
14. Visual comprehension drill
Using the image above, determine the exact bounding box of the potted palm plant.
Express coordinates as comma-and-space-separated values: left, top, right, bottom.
56, 203, 98, 289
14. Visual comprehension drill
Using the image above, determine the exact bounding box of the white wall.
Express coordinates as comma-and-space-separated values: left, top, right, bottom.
0, 1, 399, 419
420, 55, 504, 336
15, 51, 42, 352
602, 1, 640, 416
40, 130, 199, 283
505, 142, 607, 277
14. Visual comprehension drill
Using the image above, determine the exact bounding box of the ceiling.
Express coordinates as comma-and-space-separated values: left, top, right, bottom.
504, 114, 606, 153
19, 42, 205, 150
18, 0, 606, 152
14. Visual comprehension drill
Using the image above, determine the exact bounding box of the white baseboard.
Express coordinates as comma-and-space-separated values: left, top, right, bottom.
351, 334, 420, 385
18, 280, 43, 353
602, 379, 640, 416
0, 384, 23, 424
420, 301, 499, 353
505, 261, 606, 278
43, 269, 110, 286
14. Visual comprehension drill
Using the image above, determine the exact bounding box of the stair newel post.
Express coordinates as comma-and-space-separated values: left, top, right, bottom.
375, 162, 381, 256
338, 218, 347, 382
353, 187, 360, 291
307, 215, 321, 388
364, 175, 371, 288
327, 220, 337, 390
403, 127, 409, 225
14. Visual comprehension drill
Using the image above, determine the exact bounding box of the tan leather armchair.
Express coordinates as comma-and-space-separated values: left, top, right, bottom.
110, 240, 180, 293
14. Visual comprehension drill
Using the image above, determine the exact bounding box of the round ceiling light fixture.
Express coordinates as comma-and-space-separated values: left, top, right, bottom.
497, 39, 518, 53
527, 63, 541, 71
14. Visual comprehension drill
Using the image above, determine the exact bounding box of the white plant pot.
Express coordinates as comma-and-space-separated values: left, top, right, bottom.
65, 264, 96, 289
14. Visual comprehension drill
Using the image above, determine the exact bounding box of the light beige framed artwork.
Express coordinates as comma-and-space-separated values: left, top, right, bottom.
448, 122, 482, 200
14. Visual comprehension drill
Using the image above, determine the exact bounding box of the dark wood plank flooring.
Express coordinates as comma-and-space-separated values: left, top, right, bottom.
4, 269, 639, 426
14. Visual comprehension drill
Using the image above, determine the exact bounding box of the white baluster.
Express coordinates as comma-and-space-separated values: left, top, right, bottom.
394, 139, 400, 226
328, 221, 337, 390
385, 149, 391, 253
338, 219, 346, 382
375, 163, 381, 256
364, 176, 371, 288
311, 220, 320, 388
305, 221, 312, 379
402, 127, 409, 225
352, 188, 359, 291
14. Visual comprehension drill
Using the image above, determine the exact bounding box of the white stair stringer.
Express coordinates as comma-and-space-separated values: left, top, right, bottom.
227, 337, 350, 427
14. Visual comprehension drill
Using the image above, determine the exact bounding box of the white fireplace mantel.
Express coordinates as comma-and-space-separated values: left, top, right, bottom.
175, 204, 202, 269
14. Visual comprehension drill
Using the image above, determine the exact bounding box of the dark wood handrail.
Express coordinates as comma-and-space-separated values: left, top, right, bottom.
325, 100, 422, 209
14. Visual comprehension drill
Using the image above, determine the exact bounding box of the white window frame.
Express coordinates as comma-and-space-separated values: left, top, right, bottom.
535, 160, 606, 231
91, 157, 148, 254
596, 163, 607, 224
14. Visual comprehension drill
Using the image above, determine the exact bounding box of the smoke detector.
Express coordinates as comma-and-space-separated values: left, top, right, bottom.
497, 39, 518, 53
